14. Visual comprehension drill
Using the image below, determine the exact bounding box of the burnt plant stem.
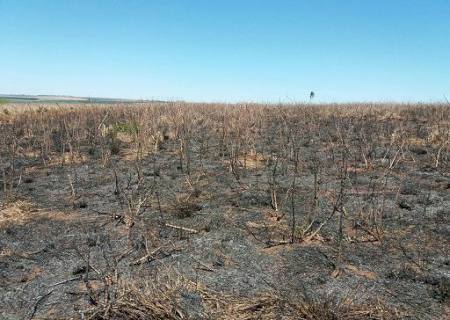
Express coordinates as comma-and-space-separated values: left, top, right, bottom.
290, 177, 297, 244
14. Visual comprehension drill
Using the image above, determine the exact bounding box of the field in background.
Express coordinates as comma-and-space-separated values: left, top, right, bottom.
0, 94, 153, 105
0, 102, 449, 319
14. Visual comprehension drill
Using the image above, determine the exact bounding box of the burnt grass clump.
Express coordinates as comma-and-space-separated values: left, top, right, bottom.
1, 102, 449, 319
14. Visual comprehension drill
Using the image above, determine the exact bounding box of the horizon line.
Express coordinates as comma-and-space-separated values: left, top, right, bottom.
1, 92, 449, 105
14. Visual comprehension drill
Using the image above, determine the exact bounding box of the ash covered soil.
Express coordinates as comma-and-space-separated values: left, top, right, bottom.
0, 103, 449, 319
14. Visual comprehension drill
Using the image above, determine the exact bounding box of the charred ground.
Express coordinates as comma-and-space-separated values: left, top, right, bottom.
0, 103, 449, 319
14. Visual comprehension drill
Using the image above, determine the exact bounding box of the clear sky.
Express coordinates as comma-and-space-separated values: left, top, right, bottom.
1, 0, 449, 103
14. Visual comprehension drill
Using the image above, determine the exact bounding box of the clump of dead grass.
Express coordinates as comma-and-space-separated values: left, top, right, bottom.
86, 279, 187, 320
172, 195, 202, 218
294, 296, 403, 320
193, 280, 402, 319
0, 199, 37, 226
217, 294, 403, 320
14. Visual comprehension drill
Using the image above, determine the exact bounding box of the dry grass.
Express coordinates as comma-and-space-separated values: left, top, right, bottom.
86, 280, 185, 320
294, 297, 403, 320
86, 280, 403, 320
0, 199, 38, 226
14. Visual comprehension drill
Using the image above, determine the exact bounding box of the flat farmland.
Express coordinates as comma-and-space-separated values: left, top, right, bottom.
0, 103, 449, 319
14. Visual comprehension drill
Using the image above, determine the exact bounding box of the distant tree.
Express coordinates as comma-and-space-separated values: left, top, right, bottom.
309, 91, 315, 101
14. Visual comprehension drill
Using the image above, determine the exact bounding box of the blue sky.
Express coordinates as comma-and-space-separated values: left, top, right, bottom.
1, 0, 449, 102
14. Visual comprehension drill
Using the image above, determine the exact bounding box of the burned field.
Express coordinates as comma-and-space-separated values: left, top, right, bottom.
0, 103, 449, 319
